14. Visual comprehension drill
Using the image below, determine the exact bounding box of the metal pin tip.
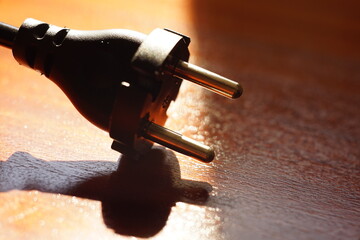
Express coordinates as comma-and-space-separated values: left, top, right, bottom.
203, 146, 215, 162
232, 83, 243, 99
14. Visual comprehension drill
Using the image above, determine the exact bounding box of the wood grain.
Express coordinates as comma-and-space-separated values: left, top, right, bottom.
1, 0, 360, 239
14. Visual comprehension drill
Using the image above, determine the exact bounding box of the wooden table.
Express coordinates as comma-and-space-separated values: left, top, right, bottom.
1, 0, 359, 239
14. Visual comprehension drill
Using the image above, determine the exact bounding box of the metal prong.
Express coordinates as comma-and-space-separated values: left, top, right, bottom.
171, 60, 242, 99
143, 122, 214, 162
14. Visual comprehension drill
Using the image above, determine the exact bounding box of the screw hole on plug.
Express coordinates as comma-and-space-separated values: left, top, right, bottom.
32, 23, 49, 40
53, 29, 69, 47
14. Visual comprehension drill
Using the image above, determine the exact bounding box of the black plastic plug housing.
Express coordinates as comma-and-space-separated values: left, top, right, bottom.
12, 18, 190, 158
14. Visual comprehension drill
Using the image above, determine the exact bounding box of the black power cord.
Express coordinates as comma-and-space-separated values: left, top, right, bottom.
0, 22, 17, 48
0, 18, 242, 163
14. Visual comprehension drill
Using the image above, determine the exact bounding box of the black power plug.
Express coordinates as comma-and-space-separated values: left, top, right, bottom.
0, 19, 242, 163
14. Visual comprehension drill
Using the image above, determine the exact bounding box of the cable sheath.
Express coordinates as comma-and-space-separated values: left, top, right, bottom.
0, 22, 18, 49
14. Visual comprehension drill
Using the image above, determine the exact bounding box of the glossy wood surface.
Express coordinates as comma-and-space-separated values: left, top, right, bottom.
1, 0, 359, 239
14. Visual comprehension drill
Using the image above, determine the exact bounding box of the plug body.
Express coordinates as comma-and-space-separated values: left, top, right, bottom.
10, 18, 242, 162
